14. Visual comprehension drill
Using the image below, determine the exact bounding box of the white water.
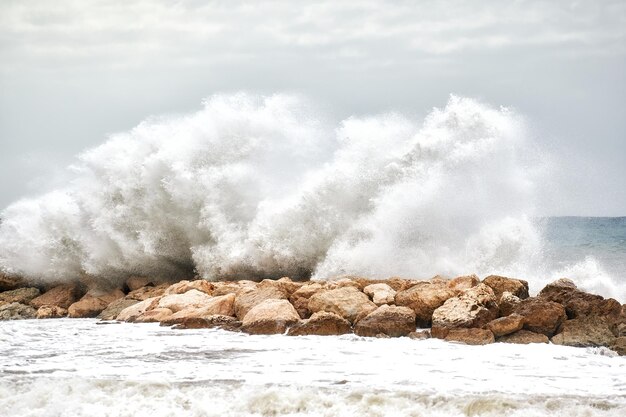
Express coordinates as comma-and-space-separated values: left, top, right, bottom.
0, 93, 622, 299
0, 319, 624, 417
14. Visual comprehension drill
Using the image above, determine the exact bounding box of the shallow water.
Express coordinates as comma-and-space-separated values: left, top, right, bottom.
1, 319, 625, 416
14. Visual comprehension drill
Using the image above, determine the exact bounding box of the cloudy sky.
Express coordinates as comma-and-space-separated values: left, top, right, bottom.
0, 0, 624, 215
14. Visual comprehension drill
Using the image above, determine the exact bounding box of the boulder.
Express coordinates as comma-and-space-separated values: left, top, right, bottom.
68, 289, 125, 318
499, 291, 521, 317
482, 275, 529, 299
98, 299, 140, 320
234, 285, 288, 321
30, 284, 82, 309
551, 317, 616, 347
287, 312, 352, 336
513, 298, 566, 337
609, 337, 626, 356
36, 305, 68, 319
308, 286, 376, 324
354, 305, 416, 337
0, 274, 24, 291
125, 276, 155, 292
431, 284, 499, 337
212, 280, 256, 296
538, 280, 622, 319
363, 283, 396, 305
289, 283, 324, 318
160, 294, 236, 325
126, 283, 169, 301
497, 330, 549, 344
485, 314, 525, 337
241, 299, 300, 335
447, 274, 480, 292
0, 302, 36, 320
171, 315, 242, 331
395, 281, 457, 326
0, 287, 41, 305
164, 280, 214, 296
258, 277, 302, 297
117, 297, 161, 322
408, 330, 431, 340
135, 308, 173, 323
157, 289, 213, 313
443, 328, 495, 345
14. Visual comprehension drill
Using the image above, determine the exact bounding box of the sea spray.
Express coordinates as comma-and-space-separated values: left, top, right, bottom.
0, 93, 620, 299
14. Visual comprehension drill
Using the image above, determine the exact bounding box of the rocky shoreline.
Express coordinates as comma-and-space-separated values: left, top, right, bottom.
1, 273, 625, 355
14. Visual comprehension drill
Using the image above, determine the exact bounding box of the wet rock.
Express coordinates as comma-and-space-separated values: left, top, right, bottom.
117, 297, 161, 322
538, 280, 622, 319
551, 317, 616, 347
498, 291, 521, 317
408, 329, 431, 340
443, 328, 495, 345
126, 283, 169, 301
482, 275, 529, 300
30, 284, 82, 309
68, 289, 125, 318
287, 312, 352, 336
485, 314, 525, 337
36, 305, 68, 319
125, 276, 154, 292
431, 284, 499, 337
160, 294, 236, 325
157, 289, 213, 313
447, 275, 480, 292
172, 315, 242, 331
354, 305, 416, 337
363, 283, 396, 305
98, 299, 140, 320
135, 308, 173, 323
234, 285, 288, 321
497, 330, 549, 344
241, 299, 300, 335
0, 302, 36, 320
289, 283, 324, 318
395, 281, 457, 326
0, 274, 24, 291
308, 286, 376, 324
513, 298, 566, 337
0, 287, 40, 305
164, 280, 214, 296
609, 337, 626, 356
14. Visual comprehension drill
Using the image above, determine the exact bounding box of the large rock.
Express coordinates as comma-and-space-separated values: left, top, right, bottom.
68, 289, 125, 318
125, 276, 155, 292
98, 299, 140, 320
241, 299, 300, 335
164, 280, 214, 296
30, 284, 82, 309
497, 330, 549, 344
498, 291, 521, 317
171, 315, 242, 331
160, 294, 236, 325
157, 289, 213, 313
609, 337, 626, 356
36, 305, 68, 319
443, 328, 495, 345
551, 317, 616, 347
234, 285, 288, 320
258, 277, 302, 297
289, 283, 324, 318
431, 284, 499, 337
486, 314, 525, 337
447, 275, 480, 292
395, 281, 457, 326
212, 280, 256, 296
0, 274, 24, 291
482, 275, 529, 299
538, 280, 622, 319
308, 286, 376, 324
134, 308, 173, 323
287, 312, 352, 336
0, 302, 36, 320
0, 287, 40, 305
513, 298, 566, 337
117, 297, 161, 322
363, 283, 396, 306
354, 305, 416, 337
126, 283, 169, 301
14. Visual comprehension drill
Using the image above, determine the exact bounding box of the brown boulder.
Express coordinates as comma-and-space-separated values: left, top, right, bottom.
431, 284, 499, 336
0, 287, 41, 305
443, 328, 495, 345
0, 302, 37, 320
551, 317, 616, 347
212, 280, 256, 296
36, 305, 68, 319
234, 285, 288, 320
498, 291, 521, 316
395, 281, 457, 326
354, 305, 416, 337
538, 280, 621, 319
363, 283, 396, 305
117, 297, 161, 322
164, 280, 214, 296
289, 283, 324, 318
125, 276, 155, 291
241, 299, 300, 335
157, 289, 213, 313
513, 298, 566, 337
485, 314, 525, 337
497, 330, 549, 344
172, 315, 242, 331
126, 283, 169, 301
160, 294, 236, 325
447, 275, 480, 292
30, 284, 82, 309
609, 337, 626, 356
308, 286, 376, 324
287, 312, 352, 336
134, 308, 173, 323
98, 299, 140, 320
68, 289, 125, 318
258, 277, 302, 297
482, 275, 529, 299
0, 274, 24, 291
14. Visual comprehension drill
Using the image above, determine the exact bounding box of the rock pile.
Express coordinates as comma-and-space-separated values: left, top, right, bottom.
0, 272, 624, 355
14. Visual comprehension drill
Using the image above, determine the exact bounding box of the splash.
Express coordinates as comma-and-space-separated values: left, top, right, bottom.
0, 93, 617, 297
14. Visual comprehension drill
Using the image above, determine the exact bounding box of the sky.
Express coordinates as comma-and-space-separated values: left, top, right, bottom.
0, 0, 624, 215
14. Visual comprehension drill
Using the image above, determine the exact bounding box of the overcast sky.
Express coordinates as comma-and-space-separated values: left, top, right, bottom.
0, 0, 624, 215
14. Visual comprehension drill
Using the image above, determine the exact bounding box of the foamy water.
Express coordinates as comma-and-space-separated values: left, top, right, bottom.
0, 319, 625, 416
